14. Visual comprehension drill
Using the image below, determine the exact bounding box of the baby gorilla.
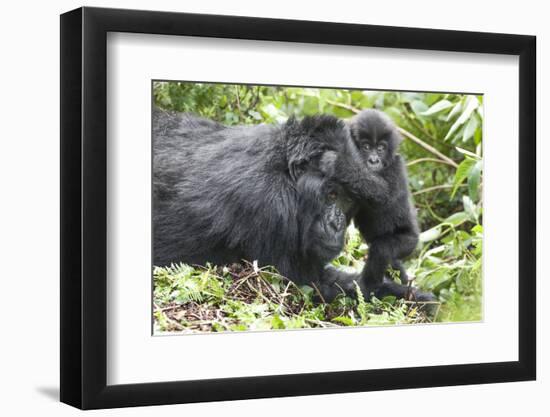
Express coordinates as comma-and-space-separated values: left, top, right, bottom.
321, 109, 434, 302
348, 109, 427, 294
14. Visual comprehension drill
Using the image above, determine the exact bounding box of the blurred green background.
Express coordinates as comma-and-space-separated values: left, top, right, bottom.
153, 82, 483, 332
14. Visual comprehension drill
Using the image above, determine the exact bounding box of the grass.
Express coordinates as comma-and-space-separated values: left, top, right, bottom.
153, 223, 482, 334
153, 262, 434, 334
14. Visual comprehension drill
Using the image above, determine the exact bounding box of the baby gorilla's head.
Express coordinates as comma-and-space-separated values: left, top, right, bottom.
348, 109, 402, 172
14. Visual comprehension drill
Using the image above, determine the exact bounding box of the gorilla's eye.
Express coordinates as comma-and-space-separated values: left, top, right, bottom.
377, 143, 387, 152
363, 143, 371, 151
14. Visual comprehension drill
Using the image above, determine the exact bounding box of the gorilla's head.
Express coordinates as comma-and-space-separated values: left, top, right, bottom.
348, 109, 402, 172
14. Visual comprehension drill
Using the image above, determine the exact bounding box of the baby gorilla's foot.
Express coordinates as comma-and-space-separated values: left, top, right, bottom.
362, 277, 439, 317
374, 278, 436, 302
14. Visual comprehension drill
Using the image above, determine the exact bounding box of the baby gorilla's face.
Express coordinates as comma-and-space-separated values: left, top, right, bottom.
358, 139, 388, 171
349, 109, 401, 172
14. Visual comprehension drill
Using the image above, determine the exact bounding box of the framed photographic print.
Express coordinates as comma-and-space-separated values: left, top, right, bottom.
60, 6, 536, 410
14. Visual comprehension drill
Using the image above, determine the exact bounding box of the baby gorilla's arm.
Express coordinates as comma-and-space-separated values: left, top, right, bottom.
320, 148, 390, 205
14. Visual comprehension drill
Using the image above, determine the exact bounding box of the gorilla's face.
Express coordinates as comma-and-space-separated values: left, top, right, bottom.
358, 140, 388, 171
297, 172, 350, 264
349, 109, 401, 172
313, 185, 347, 255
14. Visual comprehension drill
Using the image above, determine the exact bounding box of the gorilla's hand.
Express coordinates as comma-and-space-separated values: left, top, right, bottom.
319, 150, 338, 178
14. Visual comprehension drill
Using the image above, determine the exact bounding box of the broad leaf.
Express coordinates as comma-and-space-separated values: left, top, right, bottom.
462, 114, 479, 142
420, 226, 442, 243
456, 146, 481, 160
444, 96, 479, 141
444, 211, 469, 226
421, 99, 453, 116
463, 195, 478, 222
452, 157, 476, 197
468, 160, 482, 202
446, 101, 463, 122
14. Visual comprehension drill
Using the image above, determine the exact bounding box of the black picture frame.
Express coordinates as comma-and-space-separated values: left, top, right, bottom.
60, 6, 536, 410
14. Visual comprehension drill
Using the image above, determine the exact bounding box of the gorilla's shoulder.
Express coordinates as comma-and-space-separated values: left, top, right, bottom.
153, 107, 225, 135
283, 114, 345, 137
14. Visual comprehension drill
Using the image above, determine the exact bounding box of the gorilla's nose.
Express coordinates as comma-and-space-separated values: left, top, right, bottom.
368, 156, 380, 165
328, 218, 340, 231
328, 211, 345, 232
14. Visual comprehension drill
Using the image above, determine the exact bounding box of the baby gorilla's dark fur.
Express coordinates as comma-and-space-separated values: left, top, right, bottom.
347, 109, 431, 297
320, 110, 434, 302
153, 108, 383, 298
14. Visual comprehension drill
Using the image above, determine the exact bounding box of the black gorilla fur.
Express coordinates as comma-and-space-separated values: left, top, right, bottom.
154, 108, 374, 296
345, 109, 425, 289
153, 107, 434, 302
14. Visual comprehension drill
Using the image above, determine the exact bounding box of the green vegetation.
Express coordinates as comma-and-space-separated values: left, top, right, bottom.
153, 82, 483, 333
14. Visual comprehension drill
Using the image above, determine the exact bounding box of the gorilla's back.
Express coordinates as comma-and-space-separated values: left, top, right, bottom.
152, 109, 296, 268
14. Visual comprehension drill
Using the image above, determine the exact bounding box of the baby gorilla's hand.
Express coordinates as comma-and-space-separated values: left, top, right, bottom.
319, 150, 338, 178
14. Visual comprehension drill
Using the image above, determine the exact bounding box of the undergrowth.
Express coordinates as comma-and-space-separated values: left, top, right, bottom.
153, 221, 481, 334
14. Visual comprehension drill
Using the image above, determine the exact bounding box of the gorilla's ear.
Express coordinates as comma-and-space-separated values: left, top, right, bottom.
288, 157, 307, 182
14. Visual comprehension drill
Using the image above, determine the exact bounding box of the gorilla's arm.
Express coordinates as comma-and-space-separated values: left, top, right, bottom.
316, 264, 360, 301
356, 219, 419, 286
321, 145, 390, 205
355, 155, 421, 286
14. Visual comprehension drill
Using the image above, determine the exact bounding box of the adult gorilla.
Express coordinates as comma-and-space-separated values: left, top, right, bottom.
153, 108, 429, 301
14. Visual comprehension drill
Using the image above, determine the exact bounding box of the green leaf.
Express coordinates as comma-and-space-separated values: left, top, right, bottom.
444, 211, 469, 226
284, 317, 307, 329
455, 146, 481, 160
354, 282, 369, 325
248, 110, 262, 120
463, 195, 478, 222
332, 316, 355, 326
422, 269, 453, 290
421, 99, 453, 116
444, 96, 479, 141
446, 101, 463, 122
410, 100, 429, 115
476, 105, 484, 119
462, 115, 479, 143
211, 322, 227, 332
472, 224, 483, 235
468, 160, 482, 202
452, 157, 476, 197
271, 315, 286, 330
381, 295, 397, 305
419, 226, 442, 243
401, 92, 424, 102
474, 127, 483, 145
424, 245, 446, 257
